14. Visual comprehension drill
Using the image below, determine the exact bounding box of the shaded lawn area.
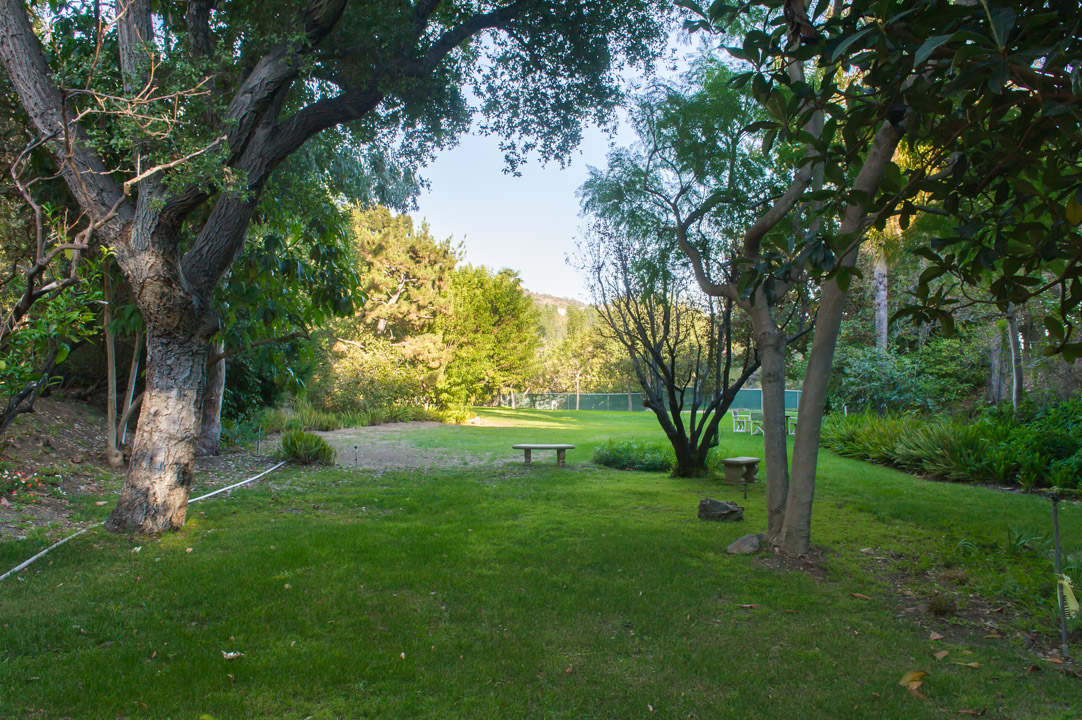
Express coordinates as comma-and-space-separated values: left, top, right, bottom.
1, 409, 1080, 719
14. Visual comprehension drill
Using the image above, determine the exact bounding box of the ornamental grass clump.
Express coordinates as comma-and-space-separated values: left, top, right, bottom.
277, 429, 337, 466
821, 398, 1082, 490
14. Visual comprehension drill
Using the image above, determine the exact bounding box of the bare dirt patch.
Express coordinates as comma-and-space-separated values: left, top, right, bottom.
314, 422, 513, 473
0, 397, 279, 541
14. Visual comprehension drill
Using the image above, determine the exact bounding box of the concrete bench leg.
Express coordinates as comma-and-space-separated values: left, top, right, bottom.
523, 449, 532, 464
723, 465, 744, 485
743, 463, 759, 484
557, 448, 566, 466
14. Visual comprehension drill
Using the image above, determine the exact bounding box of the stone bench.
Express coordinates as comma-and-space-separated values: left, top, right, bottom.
720, 456, 760, 486
512, 443, 575, 466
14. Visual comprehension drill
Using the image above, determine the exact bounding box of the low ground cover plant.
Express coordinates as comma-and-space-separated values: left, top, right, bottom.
592, 438, 726, 475
593, 438, 675, 471
0, 467, 64, 504
821, 397, 1082, 490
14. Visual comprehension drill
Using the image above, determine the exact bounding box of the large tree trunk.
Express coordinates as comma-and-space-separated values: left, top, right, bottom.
749, 298, 790, 542
197, 339, 225, 456
106, 329, 209, 533
873, 251, 888, 351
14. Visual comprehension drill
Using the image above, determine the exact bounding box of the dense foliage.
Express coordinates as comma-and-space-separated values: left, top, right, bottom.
436, 266, 541, 407
822, 398, 1082, 490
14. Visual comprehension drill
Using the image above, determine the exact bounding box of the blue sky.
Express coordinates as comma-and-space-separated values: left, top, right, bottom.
413, 34, 706, 302
413, 121, 619, 302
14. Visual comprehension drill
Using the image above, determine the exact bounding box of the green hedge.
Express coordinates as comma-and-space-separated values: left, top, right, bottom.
821, 398, 1082, 489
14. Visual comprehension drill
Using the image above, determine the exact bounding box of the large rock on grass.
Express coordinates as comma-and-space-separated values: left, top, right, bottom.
698, 498, 744, 522
726, 532, 766, 555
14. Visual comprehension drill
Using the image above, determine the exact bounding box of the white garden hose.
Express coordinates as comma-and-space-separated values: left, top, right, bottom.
0, 460, 286, 582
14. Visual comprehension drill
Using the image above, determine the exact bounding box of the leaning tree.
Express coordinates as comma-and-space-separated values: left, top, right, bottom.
0, 0, 671, 532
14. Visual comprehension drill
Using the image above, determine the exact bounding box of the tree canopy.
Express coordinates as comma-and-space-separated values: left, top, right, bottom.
0, 0, 674, 532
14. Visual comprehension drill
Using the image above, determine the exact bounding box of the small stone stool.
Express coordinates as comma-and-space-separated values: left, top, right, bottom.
721, 456, 760, 486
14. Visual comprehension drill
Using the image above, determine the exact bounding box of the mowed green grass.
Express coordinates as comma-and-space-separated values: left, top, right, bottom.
1, 409, 1080, 719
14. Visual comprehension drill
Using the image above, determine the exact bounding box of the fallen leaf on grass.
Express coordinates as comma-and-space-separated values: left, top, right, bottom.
737, 604, 760, 609
957, 710, 985, 716
221, 651, 243, 660
851, 593, 872, 600
951, 662, 981, 669
565, 664, 574, 675
899, 670, 928, 687
185, 547, 193, 554
929, 631, 945, 641
934, 650, 950, 660
860, 547, 874, 555
1043, 657, 1065, 664
0, 497, 10, 507
95, 501, 108, 506
983, 632, 1002, 639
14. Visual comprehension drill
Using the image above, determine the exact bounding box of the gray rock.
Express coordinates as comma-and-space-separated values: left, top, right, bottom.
726, 532, 766, 555
698, 498, 744, 522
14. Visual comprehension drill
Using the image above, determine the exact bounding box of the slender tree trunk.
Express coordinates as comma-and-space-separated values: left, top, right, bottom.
103, 274, 125, 468
778, 274, 850, 555
106, 329, 209, 533
988, 332, 1003, 403
197, 339, 225, 456
1006, 303, 1024, 411
749, 298, 790, 542
120, 328, 143, 446
873, 251, 888, 351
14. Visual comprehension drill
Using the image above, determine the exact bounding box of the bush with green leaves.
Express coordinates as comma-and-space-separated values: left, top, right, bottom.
823, 338, 985, 414
593, 439, 675, 472
307, 335, 433, 415
276, 429, 337, 465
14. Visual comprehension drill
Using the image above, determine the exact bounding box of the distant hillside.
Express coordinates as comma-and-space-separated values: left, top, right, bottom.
527, 291, 588, 312
527, 291, 590, 346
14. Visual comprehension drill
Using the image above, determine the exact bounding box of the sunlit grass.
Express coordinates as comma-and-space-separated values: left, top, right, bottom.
1, 409, 1079, 719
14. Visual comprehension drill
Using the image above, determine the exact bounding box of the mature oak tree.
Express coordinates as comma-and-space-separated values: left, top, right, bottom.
0, 0, 670, 532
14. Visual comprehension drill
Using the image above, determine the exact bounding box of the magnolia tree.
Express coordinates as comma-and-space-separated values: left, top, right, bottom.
0, 0, 671, 533
667, 0, 1082, 555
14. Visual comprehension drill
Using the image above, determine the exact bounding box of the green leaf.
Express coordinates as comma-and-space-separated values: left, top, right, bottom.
1044, 315, 1066, 341
914, 34, 954, 68
1066, 197, 1082, 226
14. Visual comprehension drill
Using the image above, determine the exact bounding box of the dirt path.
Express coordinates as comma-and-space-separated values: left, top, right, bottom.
315, 422, 512, 473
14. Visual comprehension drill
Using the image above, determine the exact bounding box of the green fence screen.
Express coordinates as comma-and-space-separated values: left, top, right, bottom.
499, 389, 801, 412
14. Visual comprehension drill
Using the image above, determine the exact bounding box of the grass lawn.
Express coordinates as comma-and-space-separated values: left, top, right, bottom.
1, 409, 1080, 719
